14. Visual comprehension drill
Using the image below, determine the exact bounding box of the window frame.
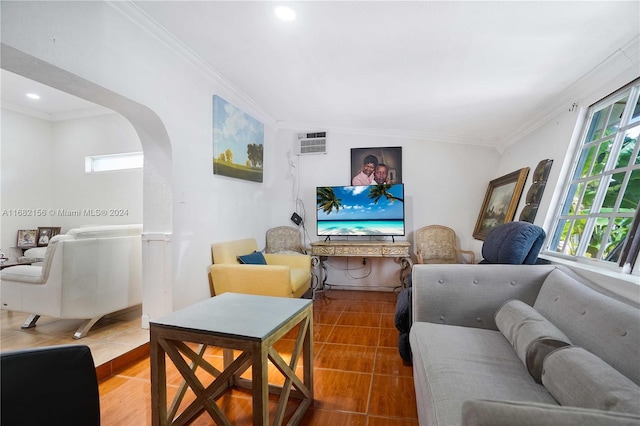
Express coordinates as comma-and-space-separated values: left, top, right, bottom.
546, 79, 640, 275
85, 152, 144, 173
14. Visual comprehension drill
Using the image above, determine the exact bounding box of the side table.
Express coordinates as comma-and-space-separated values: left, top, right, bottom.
310, 240, 413, 293
150, 293, 313, 425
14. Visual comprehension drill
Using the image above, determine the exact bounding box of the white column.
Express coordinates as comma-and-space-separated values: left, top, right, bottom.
141, 232, 172, 329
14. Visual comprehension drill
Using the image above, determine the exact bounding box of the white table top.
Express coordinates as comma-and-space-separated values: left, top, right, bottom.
150, 293, 312, 341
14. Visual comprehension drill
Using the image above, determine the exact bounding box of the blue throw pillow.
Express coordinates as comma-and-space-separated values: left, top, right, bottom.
237, 251, 267, 265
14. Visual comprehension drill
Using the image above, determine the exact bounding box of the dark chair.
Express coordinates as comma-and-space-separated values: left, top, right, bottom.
480, 221, 546, 265
395, 287, 413, 364
1, 345, 100, 426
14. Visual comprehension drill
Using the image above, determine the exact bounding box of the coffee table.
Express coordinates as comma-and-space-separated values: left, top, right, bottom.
150, 293, 313, 426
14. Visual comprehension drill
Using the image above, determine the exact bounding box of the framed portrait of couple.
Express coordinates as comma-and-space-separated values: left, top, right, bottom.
350, 147, 402, 186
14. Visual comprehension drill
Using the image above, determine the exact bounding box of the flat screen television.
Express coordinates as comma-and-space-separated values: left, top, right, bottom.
316, 184, 405, 237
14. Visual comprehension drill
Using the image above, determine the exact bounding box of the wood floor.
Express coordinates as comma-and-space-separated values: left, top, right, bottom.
0, 305, 148, 369
99, 290, 418, 425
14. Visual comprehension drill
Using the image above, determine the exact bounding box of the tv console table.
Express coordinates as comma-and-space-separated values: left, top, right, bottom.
309, 240, 413, 294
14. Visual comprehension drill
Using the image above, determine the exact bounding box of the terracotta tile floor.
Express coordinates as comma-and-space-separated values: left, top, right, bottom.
99, 290, 418, 425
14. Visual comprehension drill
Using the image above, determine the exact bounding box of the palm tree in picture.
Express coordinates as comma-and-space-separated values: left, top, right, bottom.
317, 187, 343, 215
369, 184, 404, 204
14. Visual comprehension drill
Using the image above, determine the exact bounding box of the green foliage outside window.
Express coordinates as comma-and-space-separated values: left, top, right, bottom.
551, 81, 640, 268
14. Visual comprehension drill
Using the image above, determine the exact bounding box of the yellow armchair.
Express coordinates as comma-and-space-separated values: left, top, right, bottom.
208, 238, 311, 298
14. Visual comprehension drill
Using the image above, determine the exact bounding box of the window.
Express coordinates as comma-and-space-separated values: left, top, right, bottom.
548, 79, 640, 273
85, 152, 143, 173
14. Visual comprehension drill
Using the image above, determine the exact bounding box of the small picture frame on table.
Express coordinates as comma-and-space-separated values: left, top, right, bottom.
37, 227, 61, 247
17, 229, 38, 249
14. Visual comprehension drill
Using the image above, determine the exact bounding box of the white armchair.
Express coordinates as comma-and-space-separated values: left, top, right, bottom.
0, 224, 143, 339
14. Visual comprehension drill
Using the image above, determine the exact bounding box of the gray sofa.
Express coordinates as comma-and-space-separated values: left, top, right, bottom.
409, 264, 640, 426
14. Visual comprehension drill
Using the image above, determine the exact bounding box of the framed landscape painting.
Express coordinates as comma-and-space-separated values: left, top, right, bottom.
212, 95, 264, 183
473, 167, 530, 240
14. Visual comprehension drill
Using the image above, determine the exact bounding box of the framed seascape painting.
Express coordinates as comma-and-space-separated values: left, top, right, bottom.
473, 167, 530, 240
350, 147, 402, 186
212, 95, 264, 183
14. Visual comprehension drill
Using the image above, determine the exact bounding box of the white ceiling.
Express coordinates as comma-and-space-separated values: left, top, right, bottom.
3, 1, 639, 148
1, 69, 113, 121
130, 1, 640, 147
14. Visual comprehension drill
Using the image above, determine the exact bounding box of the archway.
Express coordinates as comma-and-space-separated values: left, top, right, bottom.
1, 43, 174, 327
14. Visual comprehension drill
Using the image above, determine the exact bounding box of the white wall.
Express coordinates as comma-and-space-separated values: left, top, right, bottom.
499, 70, 640, 239
1, 1, 282, 312
2, 2, 636, 310
496, 109, 579, 229
0, 109, 143, 257
0, 109, 53, 259
50, 113, 143, 230
497, 61, 640, 301
269, 128, 500, 288
497, 49, 640, 235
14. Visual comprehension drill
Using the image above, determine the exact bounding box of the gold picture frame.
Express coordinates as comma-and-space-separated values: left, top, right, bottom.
473, 167, 530, 240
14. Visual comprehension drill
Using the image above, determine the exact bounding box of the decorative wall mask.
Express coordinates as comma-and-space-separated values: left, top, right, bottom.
520, 159, 553, 223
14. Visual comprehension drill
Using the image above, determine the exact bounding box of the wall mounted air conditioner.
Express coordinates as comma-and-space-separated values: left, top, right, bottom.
295, 131, 327, 155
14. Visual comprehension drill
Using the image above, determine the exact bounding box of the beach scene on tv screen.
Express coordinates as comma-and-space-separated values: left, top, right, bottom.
317, 184, 405, 236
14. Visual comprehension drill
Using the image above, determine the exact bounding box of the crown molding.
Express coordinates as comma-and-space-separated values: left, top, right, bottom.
108, 2, 638, 152
2, 102, 51, 121
499, 35, 640, 150
107, 1, 276, 128
276, 121, 499, 149
108, 2, 496, 149
2, 102, 114, 122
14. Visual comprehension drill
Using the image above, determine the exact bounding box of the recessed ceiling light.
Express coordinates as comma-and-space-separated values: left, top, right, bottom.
26, 93, 40, 100
275, 6, 296, 21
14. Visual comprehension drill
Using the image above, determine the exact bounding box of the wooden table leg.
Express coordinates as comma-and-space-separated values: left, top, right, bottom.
252, 342, 269, 425
304, 309, 314, 402
150, 329, 167, 426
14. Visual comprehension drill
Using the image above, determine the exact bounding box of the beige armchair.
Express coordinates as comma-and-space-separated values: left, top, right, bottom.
415, 225, 475, 264
208, 238, 311, 298
265, 226, 306, 254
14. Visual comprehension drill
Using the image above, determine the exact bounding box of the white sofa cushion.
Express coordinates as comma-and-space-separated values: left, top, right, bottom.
22, 247, 47, 260
0, 265, 44, 284
67, 224, 142, 239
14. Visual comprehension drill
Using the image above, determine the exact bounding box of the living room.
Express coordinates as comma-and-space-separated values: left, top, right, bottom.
1, 1, 639, 424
